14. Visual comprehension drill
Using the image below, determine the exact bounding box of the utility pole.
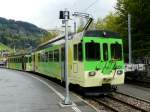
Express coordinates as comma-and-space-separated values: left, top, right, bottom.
59, 9, 72, 105
128, 13, 132, 63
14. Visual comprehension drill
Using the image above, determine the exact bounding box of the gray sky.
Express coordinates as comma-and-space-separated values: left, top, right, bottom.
0, 0, 116, 29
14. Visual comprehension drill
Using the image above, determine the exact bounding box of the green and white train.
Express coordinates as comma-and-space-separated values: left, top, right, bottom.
7, 30, 125, 92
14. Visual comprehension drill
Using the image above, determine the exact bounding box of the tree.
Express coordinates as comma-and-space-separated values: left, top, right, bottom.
115, 0, 150, 57
40, 32, 58, 44
94, 13, 119, 32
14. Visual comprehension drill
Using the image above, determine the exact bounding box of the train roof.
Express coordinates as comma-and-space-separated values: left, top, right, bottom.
36, 32, 84, 51
84, 30, 120, 38
36, 30, 121, 51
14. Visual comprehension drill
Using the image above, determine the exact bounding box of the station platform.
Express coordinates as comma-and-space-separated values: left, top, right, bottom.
117, 84, 150, 101
0, 68, 97, 112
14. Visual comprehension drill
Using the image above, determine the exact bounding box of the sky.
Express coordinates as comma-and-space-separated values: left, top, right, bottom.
0, 0, 117, 29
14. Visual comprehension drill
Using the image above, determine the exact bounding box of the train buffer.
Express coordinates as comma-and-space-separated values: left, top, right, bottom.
0, 68, 96, 112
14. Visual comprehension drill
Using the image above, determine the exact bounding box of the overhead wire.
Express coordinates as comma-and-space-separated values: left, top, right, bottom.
84, 0, 99, 12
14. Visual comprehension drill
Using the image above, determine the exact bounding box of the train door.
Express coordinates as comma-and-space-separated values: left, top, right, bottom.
22, 56, 26, 71
61, 47, 65, 81
32, 53, 35, 71
22, 56, 25, 71
102, 43, 112, 74
72, 43, 83, 80
73, 44, 78, 73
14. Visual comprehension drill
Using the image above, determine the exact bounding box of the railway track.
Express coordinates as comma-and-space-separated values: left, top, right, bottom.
89, 92, 150, 112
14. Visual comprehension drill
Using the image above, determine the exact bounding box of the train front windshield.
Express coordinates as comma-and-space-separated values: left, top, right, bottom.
85, 42, 123, 61
111, 43, 122, 60
85, 42, 100, 61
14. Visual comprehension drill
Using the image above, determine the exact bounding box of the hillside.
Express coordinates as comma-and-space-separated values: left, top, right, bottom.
0, 17, 47, 50
0, 42, 12, 52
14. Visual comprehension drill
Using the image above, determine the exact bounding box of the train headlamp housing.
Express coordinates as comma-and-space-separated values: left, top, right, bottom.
89, 71, 96, 76
117, 70, 123, 75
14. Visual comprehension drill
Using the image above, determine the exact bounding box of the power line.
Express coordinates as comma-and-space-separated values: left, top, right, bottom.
84, 0, 99, 11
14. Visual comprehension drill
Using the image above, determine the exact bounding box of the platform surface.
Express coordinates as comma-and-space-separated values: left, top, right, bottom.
0, 68, 96, 112
117, 83, 150, 101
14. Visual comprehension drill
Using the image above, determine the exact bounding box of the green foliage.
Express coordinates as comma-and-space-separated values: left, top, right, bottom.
115, 0, 150, 57
0, 42, 12, 51
40, 32, 58, 44
93, 13, 119, 32
0, 17, 47, 51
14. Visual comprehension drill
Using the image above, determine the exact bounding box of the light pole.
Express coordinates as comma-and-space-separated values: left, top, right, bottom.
128, 13, 132, 63
59, 9, 72, 105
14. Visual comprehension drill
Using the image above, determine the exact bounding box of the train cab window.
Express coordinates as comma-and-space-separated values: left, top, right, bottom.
85, 42, 100, 61
49, 51, 53, 61
54, 49, 59, 62
103, 43, 108, 61
61, 47, 65, 61
111, 43, 122, 60
78, 43, 83, 61
73, 44, 77, 61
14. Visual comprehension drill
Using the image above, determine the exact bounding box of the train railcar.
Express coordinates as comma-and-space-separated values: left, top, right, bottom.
33, 30, 125, 89
25, 53, 33, 71
7, 54, 26, 71
7, 30, 125, 93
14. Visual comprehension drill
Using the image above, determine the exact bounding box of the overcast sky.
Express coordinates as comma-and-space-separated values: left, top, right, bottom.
0, 0, 116, 29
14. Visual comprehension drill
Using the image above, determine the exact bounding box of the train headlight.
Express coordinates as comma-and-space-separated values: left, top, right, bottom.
117, 70, 123, 75
89, 71, 96, 76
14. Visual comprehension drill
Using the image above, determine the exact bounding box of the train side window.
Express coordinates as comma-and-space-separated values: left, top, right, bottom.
19, 58, 20, 63
29, 56, 32, 63
45, 52, 48, 62
49, 51, 53, 61
61, 47, 65, 61
73, 44, 77, 61
54, 49, 59, 62
28, 57, 29, 63
18, 58, 20, 63
41, 52, 45, 62
20, 58, 22, 63
103, 43, 108, 61
38, 54, 41, 62
25, 57, 28, 63
78, 43, 83, 61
